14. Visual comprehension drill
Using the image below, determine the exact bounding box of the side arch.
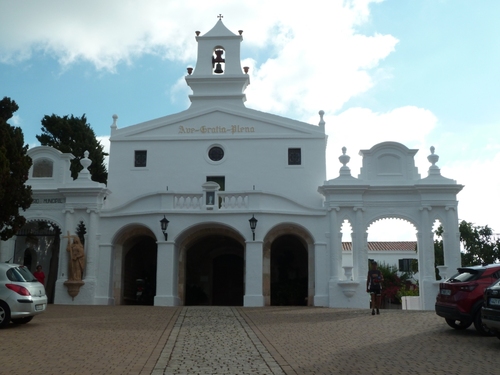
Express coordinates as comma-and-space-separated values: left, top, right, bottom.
111, 224, 158, 305
263, 223, 315, 306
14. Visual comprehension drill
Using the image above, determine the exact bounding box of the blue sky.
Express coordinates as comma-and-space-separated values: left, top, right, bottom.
1, 0, 499, 239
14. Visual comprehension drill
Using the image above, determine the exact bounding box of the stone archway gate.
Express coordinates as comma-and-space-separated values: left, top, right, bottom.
318, 142, 463, 310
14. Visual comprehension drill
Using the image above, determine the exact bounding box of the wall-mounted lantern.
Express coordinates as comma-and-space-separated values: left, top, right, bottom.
160, 215, 169, 241
249, 215, 258, 241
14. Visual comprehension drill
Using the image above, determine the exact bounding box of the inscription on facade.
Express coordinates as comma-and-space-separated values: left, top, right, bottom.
32, 198, 66, 204
178, 125, 255, 134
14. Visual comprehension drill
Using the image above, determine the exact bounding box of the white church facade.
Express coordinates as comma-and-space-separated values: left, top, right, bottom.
0, 20, 463, 310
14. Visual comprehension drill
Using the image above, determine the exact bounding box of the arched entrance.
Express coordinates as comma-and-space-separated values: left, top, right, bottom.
185, 235, 244, 306
122, 236, 157, 305
271, 235, 308, 306
14, 220, 61, 303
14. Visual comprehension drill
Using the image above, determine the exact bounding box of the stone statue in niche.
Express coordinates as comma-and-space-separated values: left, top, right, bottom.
63, 231, 85, 299
67, 234, 85, 281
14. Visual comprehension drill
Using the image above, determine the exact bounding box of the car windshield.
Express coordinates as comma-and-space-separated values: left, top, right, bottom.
6, 266, 38, 282
447, 269, 481, 282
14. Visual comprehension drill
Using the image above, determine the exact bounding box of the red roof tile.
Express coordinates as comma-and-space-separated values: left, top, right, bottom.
342, 241, 417, 251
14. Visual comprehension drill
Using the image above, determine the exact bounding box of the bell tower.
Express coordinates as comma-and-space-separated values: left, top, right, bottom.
185, 17, 250, 108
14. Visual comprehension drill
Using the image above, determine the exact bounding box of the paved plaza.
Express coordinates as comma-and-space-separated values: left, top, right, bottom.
1, 305, 499, 375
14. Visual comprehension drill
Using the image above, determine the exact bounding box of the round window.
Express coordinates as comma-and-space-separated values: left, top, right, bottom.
208, 146, 224, 161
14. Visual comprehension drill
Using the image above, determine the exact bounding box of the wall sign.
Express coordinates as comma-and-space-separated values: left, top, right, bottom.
178, 125, 255, 134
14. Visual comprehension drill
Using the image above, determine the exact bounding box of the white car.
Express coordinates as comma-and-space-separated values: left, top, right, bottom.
0, 263, 48, 328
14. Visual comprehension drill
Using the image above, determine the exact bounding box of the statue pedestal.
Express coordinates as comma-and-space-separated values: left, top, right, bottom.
64, 280, 85, 300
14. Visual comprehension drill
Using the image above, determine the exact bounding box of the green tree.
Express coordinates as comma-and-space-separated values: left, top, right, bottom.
0, 97, 33, 240
459, 220, 500, 266
434, 220, 500, 268
36, 114, 108, 184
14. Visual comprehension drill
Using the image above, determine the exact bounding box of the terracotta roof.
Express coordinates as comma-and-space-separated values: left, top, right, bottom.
342, 241, 417, 251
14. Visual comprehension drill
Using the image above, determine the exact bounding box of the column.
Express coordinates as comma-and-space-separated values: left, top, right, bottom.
444, 206, 461, 272
329, 207, 341, 282
314, 241, 328, 306
94, 243, 114, 305
155, 241, 180, 306
352, 207, 366, 282
418, 206, 436, 310
59, 209, 74, 279
244, 241, 264, 307
85, 209, 99, 280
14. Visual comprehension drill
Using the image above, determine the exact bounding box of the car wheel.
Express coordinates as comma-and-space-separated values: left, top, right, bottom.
0, 301, 11, 329
445, 318, 471, 330
473, 311, 495, 336
11, 316, 33, 325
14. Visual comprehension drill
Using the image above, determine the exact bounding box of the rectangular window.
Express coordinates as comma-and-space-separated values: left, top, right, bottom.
288, 148, 301, 165
134, 150, 147, 167
399, 258, 418, 273
206, 176, 225, 191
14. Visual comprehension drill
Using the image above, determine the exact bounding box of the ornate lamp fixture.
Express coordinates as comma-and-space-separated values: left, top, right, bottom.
249, 215, 258, 241
160, 215, 170, 241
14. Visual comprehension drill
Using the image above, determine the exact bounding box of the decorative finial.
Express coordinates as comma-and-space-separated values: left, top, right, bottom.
217, 14, 223, 20
243, 66, 249, 73
238, 30, 243, 35
427, 145, 441, 176
187, 67, 193, 75
339, 147, 350, 167
195, 31, 200, 36
81, 151, 91, 171
338, 147, 352, 177
318, 110, 325, 129
427, 146, 439, 167
111, 114, 118, 129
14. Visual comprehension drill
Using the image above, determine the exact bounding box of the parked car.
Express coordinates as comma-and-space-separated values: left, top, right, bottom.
435, 264, 500, 335
0, 263, 48, 328
482, 278, 500, 339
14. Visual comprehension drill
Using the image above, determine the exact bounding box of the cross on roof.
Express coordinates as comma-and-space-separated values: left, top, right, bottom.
217, 14, 223, 20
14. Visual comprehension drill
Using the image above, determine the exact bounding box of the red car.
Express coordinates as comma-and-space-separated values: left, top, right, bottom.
435, 264, 500, 335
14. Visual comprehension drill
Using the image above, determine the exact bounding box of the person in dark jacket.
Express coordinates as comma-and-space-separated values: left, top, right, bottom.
367, 261, 383, 315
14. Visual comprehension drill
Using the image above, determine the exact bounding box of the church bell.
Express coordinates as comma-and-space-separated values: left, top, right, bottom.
212, 49, 225, 74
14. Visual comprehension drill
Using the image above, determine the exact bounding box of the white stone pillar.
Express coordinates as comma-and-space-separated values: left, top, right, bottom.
94, 243, 114, 305
314, 241, 328, 306
352, 207, 366, 282
418, 206, 436, 310
155, 241, 180, 306
244, 241, 264, 307
59, 209, 74, 279
329, 207, 342, 282
444, 206, 461, 272
84, 209, 99, 280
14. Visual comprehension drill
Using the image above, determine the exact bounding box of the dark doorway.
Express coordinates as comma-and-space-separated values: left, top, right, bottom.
185, 235, 244, 306
123, 236, 157, 305
212, 254, 244, 306
271, 235, 308, 306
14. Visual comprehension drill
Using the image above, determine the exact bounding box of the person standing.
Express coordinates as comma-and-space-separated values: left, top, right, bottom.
34, 265, 45, 285
367, 261, 383, 315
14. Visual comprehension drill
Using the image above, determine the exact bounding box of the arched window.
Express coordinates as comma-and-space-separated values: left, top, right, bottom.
32, 158, 53, 178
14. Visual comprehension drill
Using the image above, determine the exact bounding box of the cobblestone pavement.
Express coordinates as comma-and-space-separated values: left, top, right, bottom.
152, 307, 284, 375
1, 305, 500, 375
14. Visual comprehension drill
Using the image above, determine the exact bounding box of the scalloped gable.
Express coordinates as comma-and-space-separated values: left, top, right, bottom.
27, 146, 74, 185
110, 106, 325, 140
358, 141, 420, 181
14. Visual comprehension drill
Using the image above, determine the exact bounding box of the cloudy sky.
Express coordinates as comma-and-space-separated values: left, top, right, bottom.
1, 0, 499, 240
